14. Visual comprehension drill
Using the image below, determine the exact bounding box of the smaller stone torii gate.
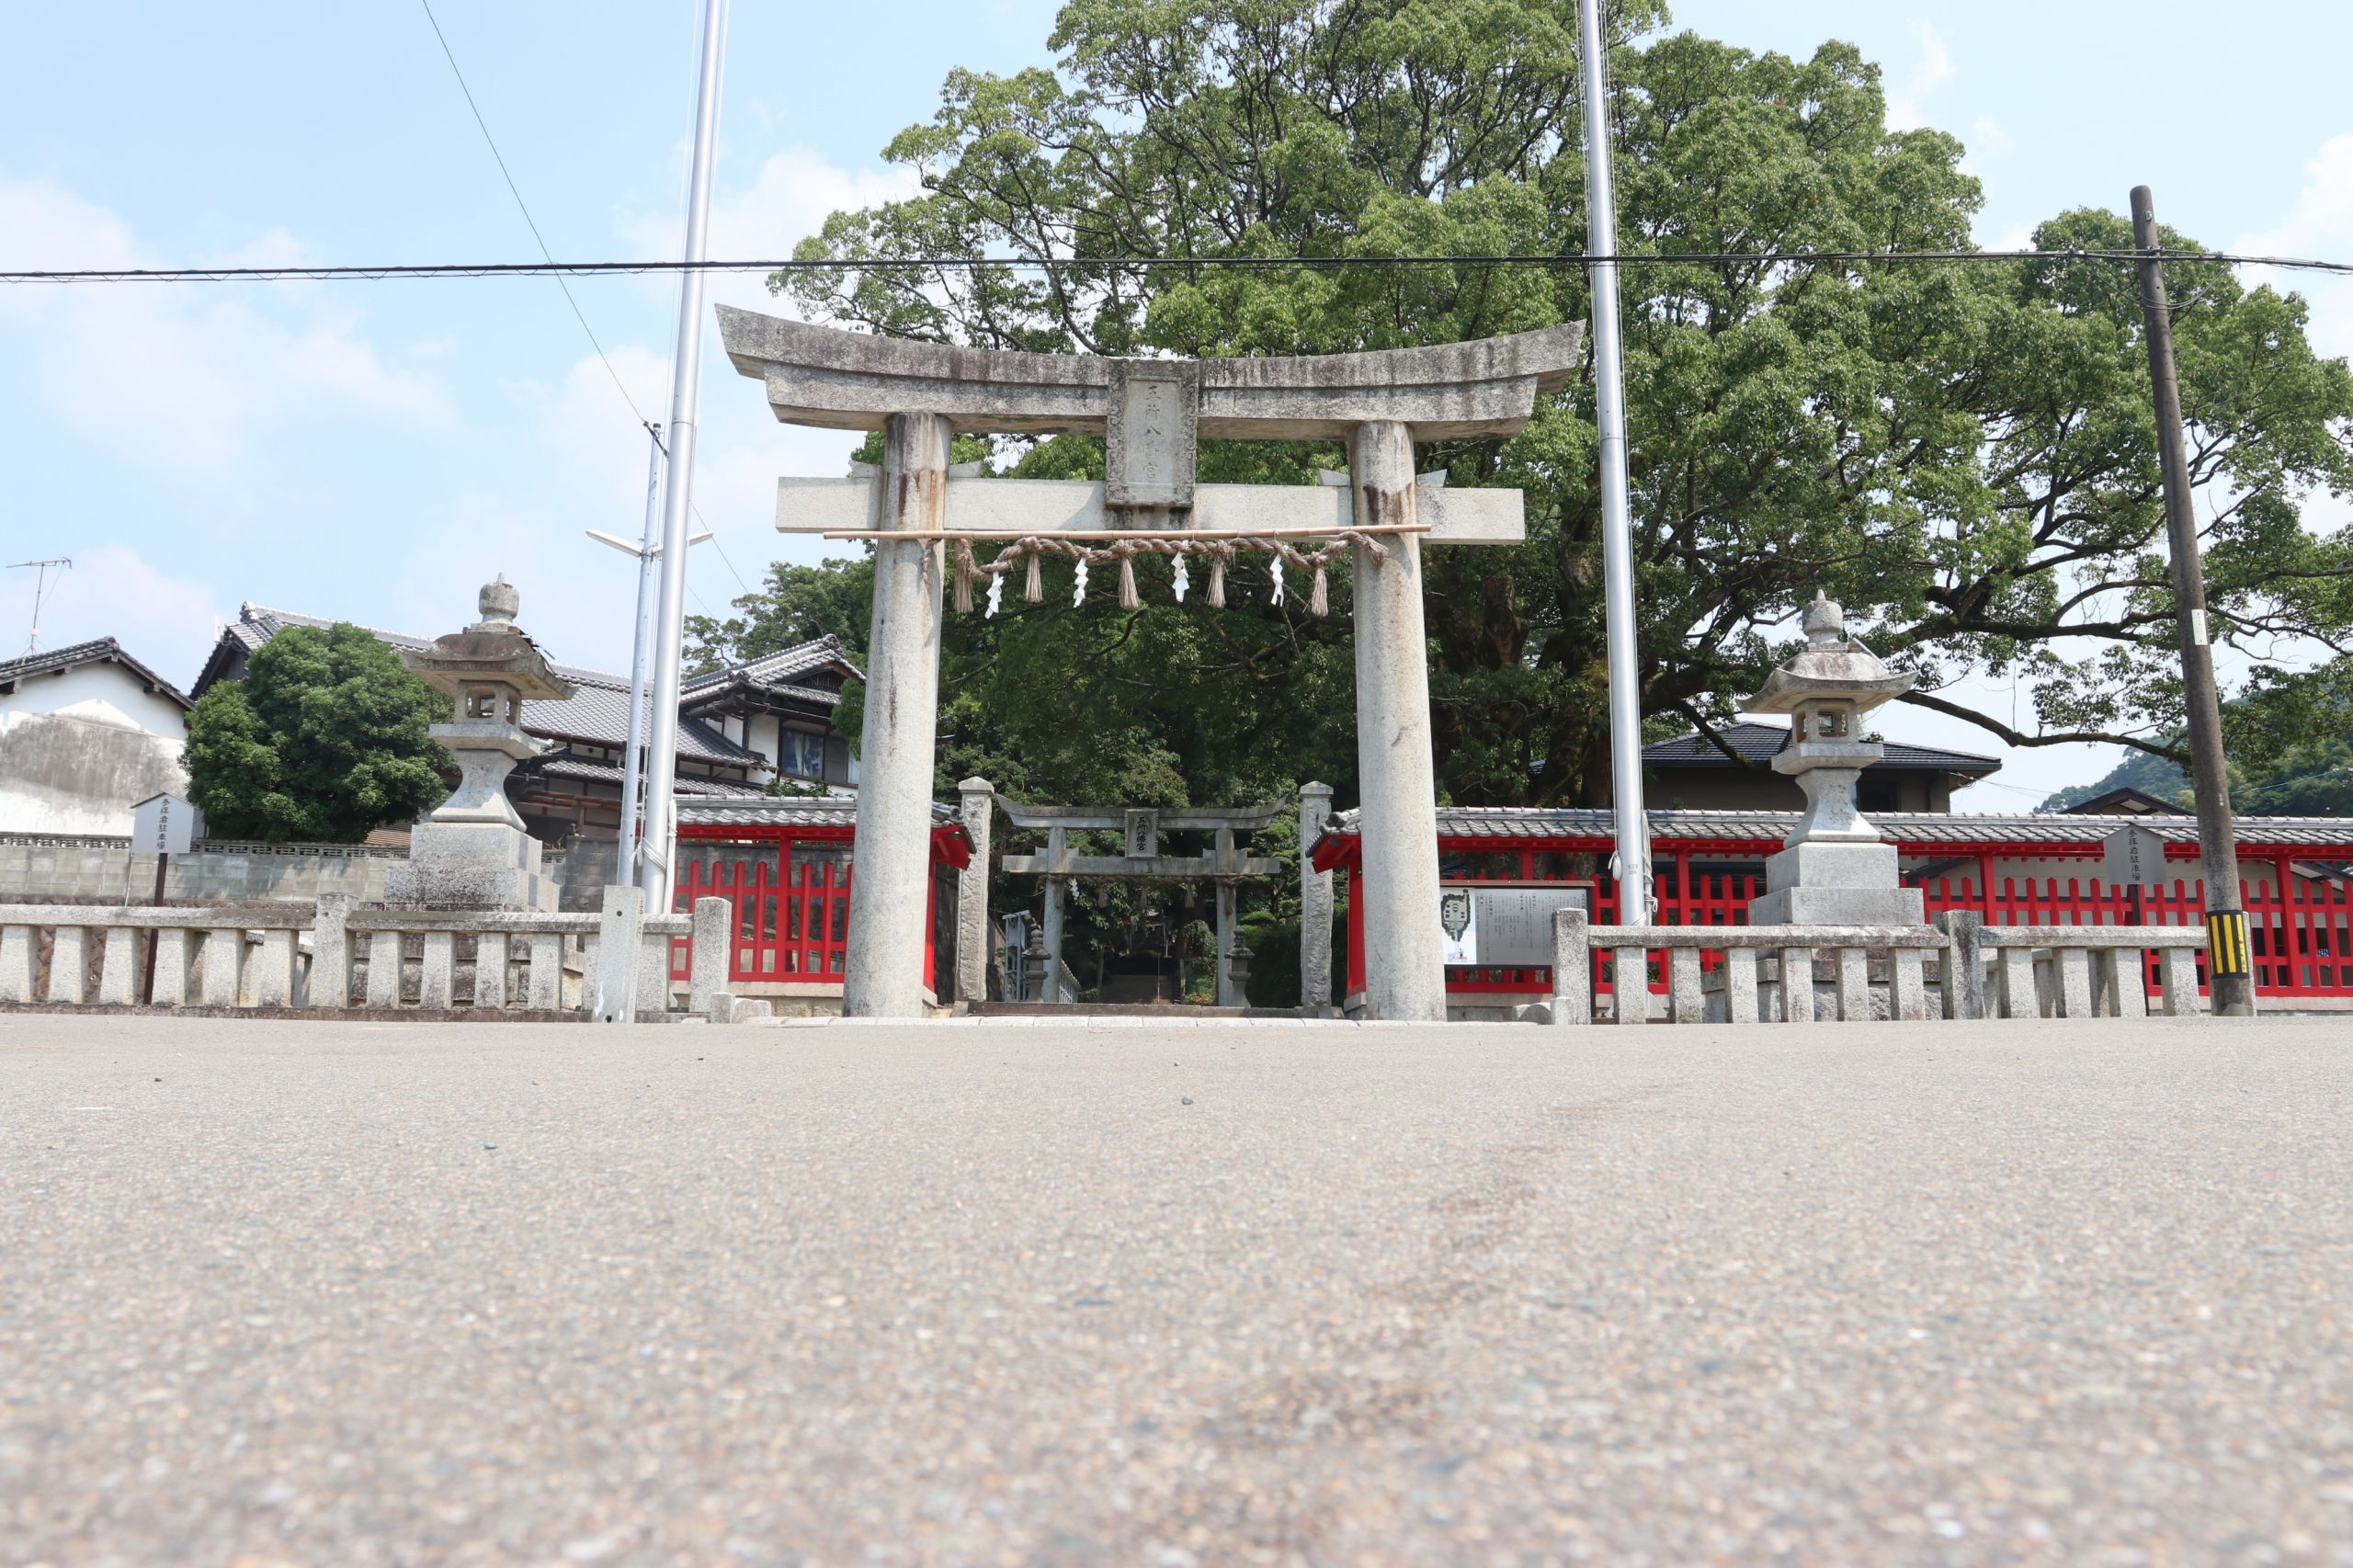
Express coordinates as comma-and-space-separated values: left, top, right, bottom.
718, 307, 1582, 1020
992, 801, 1285, 1006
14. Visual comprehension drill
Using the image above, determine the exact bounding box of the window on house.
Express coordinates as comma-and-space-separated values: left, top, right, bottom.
777, 727, 826, 778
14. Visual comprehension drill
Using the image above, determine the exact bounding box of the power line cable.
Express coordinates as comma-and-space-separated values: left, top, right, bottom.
415, 0, 653, 432
414, 0, 749, 596
7, 246, 2352, 283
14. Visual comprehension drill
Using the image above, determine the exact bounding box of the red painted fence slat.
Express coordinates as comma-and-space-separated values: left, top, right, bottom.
1427, 854, 2347, 1002
670, 854, 854, 988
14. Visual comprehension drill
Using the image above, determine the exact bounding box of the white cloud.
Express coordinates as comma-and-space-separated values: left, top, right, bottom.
2233, 135, 2353, 548
1883, 22, 1953, 133
2236, 133, 2353, 362
6, 543, 223, 691
597, 143, 913, 634
0, 176, 450, 475
620, 144, 921, 316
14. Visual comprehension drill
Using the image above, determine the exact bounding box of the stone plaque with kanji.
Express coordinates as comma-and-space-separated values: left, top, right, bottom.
1105, 362, 1199, 510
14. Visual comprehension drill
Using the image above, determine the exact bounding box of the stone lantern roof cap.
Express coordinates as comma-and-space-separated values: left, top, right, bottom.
1741, 591, 1915, 716
398, 575, 577, 701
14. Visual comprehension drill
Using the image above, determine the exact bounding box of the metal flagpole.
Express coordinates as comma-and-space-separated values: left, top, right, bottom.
637, 0, 729, 911
616, 424, 664, 882
1577, 0, 1653, 926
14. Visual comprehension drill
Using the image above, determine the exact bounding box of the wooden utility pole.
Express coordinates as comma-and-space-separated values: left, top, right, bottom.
2131, 186, 2254, 1017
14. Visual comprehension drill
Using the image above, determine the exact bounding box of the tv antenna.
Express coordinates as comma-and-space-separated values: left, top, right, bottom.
7, 558, 72, 654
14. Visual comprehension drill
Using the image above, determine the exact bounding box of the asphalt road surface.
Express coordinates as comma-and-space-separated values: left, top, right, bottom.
3, 1011, 2348, 1566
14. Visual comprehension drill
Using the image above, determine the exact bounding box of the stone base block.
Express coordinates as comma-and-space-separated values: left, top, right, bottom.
1762, 839, 1903, 892
387, 819, 556, 911
1746, 884, 1926, 926
707, 993, 775, 1025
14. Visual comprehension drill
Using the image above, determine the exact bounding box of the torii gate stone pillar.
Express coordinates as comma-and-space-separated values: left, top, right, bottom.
719, 308, 1582, 1020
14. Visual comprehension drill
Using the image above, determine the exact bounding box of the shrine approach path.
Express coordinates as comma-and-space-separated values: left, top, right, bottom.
3, 1011, 2347, 1564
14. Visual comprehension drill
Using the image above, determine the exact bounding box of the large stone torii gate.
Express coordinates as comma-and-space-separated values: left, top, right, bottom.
717, 307, 1582, 1020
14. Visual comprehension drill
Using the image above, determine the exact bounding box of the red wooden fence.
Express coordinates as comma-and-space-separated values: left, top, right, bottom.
1391, 850, 2353, 1003
669, 854, 853, 986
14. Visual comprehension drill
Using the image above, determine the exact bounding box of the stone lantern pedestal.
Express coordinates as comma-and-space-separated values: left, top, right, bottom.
1743, 593, 1924, 927
386, 576, 574, 911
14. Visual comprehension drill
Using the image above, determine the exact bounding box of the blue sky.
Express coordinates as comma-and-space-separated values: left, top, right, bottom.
3, 0, 2348, 807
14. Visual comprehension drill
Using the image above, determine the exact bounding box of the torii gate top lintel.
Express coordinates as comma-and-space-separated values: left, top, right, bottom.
715, 307, 1584, 443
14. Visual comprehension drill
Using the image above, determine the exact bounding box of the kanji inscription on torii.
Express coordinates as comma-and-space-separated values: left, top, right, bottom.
1105, 361, 1198, 511
716, 307, 1583, 1021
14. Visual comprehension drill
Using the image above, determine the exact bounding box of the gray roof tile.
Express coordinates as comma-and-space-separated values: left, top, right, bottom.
0, 636, 192, 710
683, 636, 863, 694
529, 755, 770, 796
678, 796, 960, 830
1320, 805, 2353, 850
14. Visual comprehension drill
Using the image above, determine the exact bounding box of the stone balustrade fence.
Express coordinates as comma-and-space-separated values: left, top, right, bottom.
1550, 909, 2210, 1026
0, 895, 734, 1019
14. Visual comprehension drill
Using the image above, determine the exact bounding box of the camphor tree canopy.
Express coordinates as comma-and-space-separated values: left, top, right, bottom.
704, 0, 2353, 816
186, 623, 451, 843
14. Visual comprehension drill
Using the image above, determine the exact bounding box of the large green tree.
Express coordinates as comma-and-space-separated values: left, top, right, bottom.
186, 624, 450, 843
745, 0, 2353, 812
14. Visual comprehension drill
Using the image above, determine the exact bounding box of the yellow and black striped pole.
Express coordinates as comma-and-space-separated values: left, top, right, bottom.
2205, 910, 2252, 982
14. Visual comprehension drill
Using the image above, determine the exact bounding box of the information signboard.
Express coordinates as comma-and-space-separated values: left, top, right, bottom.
1438, 885, 1595, 967
131, 792, 199, 858
2099, 824, 2169, 890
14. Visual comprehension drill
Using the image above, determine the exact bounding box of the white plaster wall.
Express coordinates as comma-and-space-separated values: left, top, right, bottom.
0, 711, 189, 835
0, 663, 188, 738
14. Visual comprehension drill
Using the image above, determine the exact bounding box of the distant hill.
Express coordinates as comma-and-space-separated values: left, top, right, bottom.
2040, 734, 2353, 816
2039, 750, 2190, 813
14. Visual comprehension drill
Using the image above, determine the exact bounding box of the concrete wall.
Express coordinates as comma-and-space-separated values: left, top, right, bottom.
0, 833, 602, 910
0, 839, 395, 904
0, 711, 189, 835
550, 836, 618, 913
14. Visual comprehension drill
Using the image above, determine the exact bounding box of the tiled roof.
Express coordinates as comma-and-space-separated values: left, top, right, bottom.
529, 754, 770, 796
2060, 787, 2189, 816
1318, 805, 2353, 850
0, 636, 192, 710
225, 605, 757, 764
682, 636, 862, 696
1644, 721, 2000, 775
678, 796, 960, 831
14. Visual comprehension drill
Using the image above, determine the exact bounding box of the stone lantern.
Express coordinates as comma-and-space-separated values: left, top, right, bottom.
1740, 592, 1924, 926
385, 575, 575, 910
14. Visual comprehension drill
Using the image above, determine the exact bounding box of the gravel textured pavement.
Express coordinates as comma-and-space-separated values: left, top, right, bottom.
2, 1010, 2348, 1566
